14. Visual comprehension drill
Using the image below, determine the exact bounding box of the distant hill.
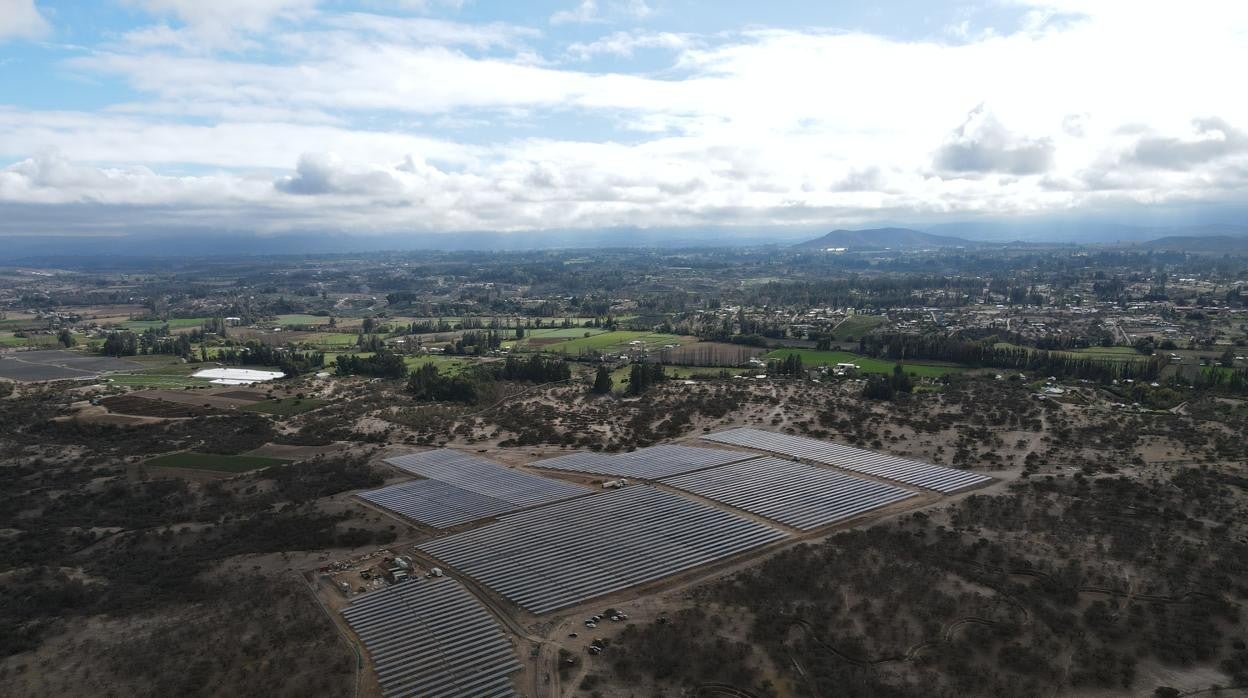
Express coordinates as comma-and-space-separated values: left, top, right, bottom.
793, 227, 973, 250
1136, 234, 1248, 253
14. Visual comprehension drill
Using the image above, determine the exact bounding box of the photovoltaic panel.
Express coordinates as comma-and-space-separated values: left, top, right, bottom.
529, 444, 756, 479
700, 428, 991, 493
357, 480, 520, 529
341, 577, 519, 698
662, 456, 917, 529
384, 449, 587, 506
418, 485, 788, 614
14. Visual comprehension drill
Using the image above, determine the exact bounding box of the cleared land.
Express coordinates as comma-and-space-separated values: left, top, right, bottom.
241, 397, 326, 416
143, 452, 291, 473
99, 395, 220, 418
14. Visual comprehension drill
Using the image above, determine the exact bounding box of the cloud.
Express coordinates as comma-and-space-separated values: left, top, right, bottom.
4, 3, 1248, 236
274, 152, 403, 196
0, 0, 50, 42
551, 1, 600, 26
124, 0, 315, 47
566, 30, 692, 60
1129, 117, 1248, 170
933, 105, 1055, 176
551, 0, 652, 26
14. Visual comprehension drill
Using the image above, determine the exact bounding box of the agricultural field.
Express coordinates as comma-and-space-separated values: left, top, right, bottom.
241, 397, 327, 416
403, 355, 472, 374
532, 330, 688, 355
654, 341, 764, 367
99, 395, 221, 417
274, 313, 336, 327
997, 342, 1153, 363
119, 317, 210, 331
764, 348, 965, 377
142, 452, 291, 473
828, 314, 885, 340
0, 332, 59, 348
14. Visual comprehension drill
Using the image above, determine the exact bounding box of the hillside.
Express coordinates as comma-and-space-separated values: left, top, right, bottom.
1137, 234, 1248, 253
793, 227, 972, 250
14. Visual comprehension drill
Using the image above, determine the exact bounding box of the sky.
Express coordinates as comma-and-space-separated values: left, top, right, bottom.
0, 0, 1247, 240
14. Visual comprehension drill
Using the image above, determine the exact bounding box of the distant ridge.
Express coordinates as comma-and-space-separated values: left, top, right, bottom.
793, 227, 972, 250
1136, 234, 1248, 253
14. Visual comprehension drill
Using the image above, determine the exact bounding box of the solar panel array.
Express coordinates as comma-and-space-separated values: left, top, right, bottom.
385, 449, 589, 506
419, 485, 788, 614
529, 444, 755, 479
662, 457, 917, 530
341, 577, 519, 698
357, 480, 519, 529
700, 428, 991, 493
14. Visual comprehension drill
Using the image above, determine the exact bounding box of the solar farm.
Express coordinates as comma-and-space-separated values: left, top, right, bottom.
333, 434, 993, 694
701, 427, 992, 493
417, 485, 789, 614
529, 443, 756, 479
384, 449, 588, 506
359, 449, 590, 528
340, 577, 519, 698
662, 456, 918, 530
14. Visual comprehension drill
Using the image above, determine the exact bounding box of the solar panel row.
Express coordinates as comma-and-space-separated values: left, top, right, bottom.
700, 428, 991, 493
662, 456, 917, 529
341, 577, 519, 698
357, 480, 519, 529
418, 485, 788, 614
385, 449, 587, 506
529, 444, 755, 479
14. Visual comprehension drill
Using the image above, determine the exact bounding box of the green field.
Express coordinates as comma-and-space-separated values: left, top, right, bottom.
764, 349, 964, 377
524, 327, 608, 339
105, 374, 211, 388
144, 452, 291, 473
403, 355, 472, 374
275, 314, 336, 327
0, 333, 59, 347
829, 315, 885, 341
300, 332, 360, 347
241, 397, 326, 416
996, 342, 1151, 363
120, 317, 209, 331
535, 331, 685, 355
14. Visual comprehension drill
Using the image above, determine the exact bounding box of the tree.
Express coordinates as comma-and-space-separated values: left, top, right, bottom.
591, 365, 613, 394
57, 328, 75, 348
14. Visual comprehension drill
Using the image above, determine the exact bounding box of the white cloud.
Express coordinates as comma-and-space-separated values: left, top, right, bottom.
551, 0, 652, 26
124, 0, 316, 47
0, 0, 50, 42
566, 30, 692, 60
3, 2, 1248, 235
551, 1, 601, 26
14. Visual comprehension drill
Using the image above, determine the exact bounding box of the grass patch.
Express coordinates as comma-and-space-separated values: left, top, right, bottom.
241, 397, 326, 416
0, 333, 59, 347
144, 452, 291, 473
764, 348, 964, 378
105, 374, 210, 388
403, 355, 472, 374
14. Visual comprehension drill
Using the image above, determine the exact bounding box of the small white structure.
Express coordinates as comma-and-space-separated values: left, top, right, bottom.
192, 368, 285, 385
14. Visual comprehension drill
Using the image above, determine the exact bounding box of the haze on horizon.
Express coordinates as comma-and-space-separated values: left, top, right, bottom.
1, 0, 1247, 242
